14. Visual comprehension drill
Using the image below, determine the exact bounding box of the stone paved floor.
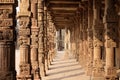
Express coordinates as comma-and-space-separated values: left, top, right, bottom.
42, 51, 90, 80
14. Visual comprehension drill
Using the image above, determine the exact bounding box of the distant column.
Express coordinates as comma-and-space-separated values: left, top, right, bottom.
38, 0, 46, 77
86, 0, 93, 76
92, 0, 104, 79
44, 7, 49, 72
103, 0, 119, 79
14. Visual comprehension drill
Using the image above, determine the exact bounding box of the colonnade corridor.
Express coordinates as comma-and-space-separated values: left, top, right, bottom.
1, 0, 120, 80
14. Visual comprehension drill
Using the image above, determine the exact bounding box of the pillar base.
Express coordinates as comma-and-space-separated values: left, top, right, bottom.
17, 75, 32, 80
39, 63, 45, 77
0, 71, 16, 80
86, 67, 92, 76
45, 59, 48, 71
92, 67, 104, 77
86, 61, 93, 76
105, 76, 119, 80
91, 77, 104, 80
17, 63, 32, 80
105, 67, 118, 80
31, 61, 40, 79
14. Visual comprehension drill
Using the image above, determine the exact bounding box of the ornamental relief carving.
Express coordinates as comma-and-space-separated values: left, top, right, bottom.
0, 0, 14, 3
0, 5, 12, 18
105, 8, 118, 22
20, 64, 30, 75
31, 19, 37, 27
105, 38, 116, 48
0, 19, 12, 27
105, 23, 118, 41
19, 29, 30, 36
88, 37, 93, 49
0, 9, 10, 19
19, 20, 29, 28
93, 29, 103, 47
0, 29, 13, 41
18, 36, 30, 45
31, 38, 38, 45
94, 29, 103, 41
106, 67, 116, 76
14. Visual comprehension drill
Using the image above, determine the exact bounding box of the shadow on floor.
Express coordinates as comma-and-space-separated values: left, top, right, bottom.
42, 52, 90, 80
48, 72, 85, 80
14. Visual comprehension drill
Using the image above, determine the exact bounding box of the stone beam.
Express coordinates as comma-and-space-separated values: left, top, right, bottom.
51, 7, 77, 11
49, 1, 80, 4
49, 3, 78, 8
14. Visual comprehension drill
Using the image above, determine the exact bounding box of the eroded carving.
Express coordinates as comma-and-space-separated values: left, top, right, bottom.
20, 64, 30, 75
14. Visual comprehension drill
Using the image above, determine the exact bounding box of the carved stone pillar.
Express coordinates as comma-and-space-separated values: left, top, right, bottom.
82, 30, 87, 67
71, 26, 76, 58
50, 23, 56, 62
31, 0, 40, 79
44, 7, 49, 72
47, 14, 51, 66
64, 28, 69, 59
103, 0, 119, 79
79, 11, 83, 65
92, 0, 104, 79
79, 30, 83, 65
48, 19, 55, 64
86, 0, 93, 76
48, 21, 52, 65
17, 0, 32, 80
38, 0, 45, 77
0, 1, 17, 80
82, 9, 88, 68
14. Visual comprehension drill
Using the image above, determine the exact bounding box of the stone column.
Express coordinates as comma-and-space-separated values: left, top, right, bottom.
82, 9, 88, 68
71, 26, 76, 58
44, 7, 49, 72
31, 0, 40, 79
103, 0, 119, 79
92, 0, 104, 79
86, 0, 93, 76
17, 0, 32, 80
64, 28, 69, 59
79, 11, 83, 64
48, 20, 55, 64
38, 0, 45, 77
74, 14, 80, 61
0, 1, 17, 80
47, 13, 51, 66
50, 23, 56, 62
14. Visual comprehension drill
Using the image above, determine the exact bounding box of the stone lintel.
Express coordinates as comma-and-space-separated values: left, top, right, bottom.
0, 0, 14, 4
